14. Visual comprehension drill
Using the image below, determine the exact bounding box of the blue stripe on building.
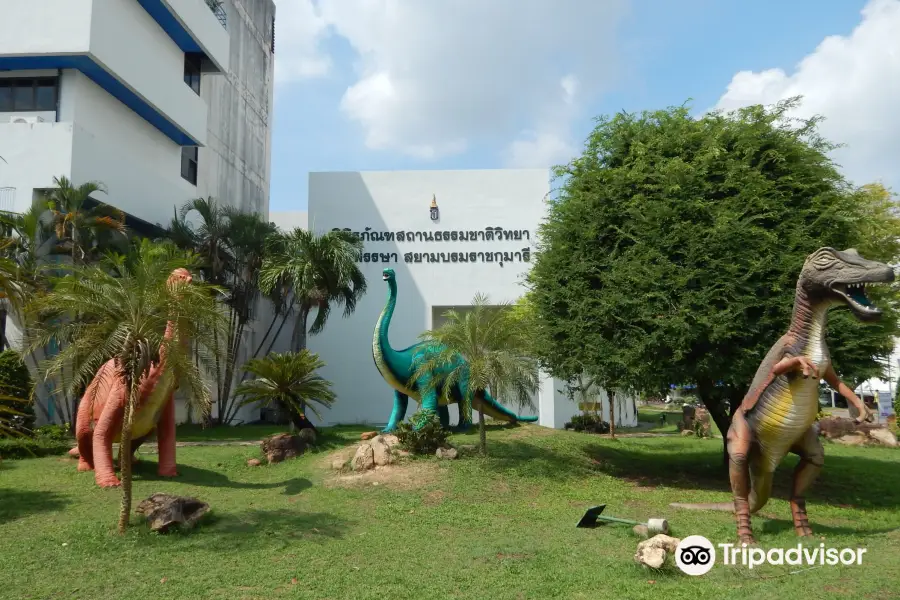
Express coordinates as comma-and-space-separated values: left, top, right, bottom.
0, 55, 199, 146
135, 0, 205, 54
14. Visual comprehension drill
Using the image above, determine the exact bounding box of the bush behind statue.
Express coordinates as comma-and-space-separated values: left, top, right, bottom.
395, 409, 450, 454
564, 413, 610, 434
0, 350, 35, 437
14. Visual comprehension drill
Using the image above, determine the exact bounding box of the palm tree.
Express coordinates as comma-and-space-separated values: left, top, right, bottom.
258, 228, 366, 353
170, 198, 279, 424
411, 293, 540, 455
236, 351, 336, 431
25, 238, 227, 533
44, 175, 127, 265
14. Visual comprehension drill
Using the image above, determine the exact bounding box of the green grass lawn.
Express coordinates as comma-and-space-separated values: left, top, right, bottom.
2, 424, 899, 599
634, 403, 681, 434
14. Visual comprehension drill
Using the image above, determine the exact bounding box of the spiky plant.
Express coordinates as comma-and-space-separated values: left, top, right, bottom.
44, 175, 127, 264
25, 238, 228, 533
410, 293, 540, 455
236, 350, 336, 431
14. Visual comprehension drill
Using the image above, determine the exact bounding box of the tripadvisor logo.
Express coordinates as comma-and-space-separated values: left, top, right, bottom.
674, 534, 868, 575
675, 535, 716, 576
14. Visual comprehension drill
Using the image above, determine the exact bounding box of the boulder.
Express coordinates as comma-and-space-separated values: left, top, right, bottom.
371, 438, 394, 466
297, 427, 317, 446
835, 432, 871, 446
351, 443, 375, 472
436, 447, 458, 460
246, 458, 262, 467
135, 493, 209, 533
634, 534, 681, 569
868, 428, 898, 447
261, 433, 309, 464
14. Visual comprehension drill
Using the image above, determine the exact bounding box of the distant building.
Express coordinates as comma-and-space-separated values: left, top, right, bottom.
270, 169, 639, 430
0, 0, 276, 424
0, 0, 274, 225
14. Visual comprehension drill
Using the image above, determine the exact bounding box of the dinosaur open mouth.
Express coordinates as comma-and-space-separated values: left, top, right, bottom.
831, 282, 883, 315
382, 273, 389, 281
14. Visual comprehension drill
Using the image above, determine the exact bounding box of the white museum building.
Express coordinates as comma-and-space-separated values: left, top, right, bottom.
0, 0, 277, 425
271, 168, 640, 431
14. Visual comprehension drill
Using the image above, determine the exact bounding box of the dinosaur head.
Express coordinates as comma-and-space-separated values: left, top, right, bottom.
168, 268, 193, 285
382, 268, 396, 282
799, 247, 894, 322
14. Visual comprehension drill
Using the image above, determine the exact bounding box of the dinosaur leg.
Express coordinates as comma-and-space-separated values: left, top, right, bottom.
411, 372, 439, 430
74, 394, 95, 472
156, 393, 178, 477
437, 405, 450, 428
726, 411, 757, 545
452, 382, 473, 432
92, 386, 125, 488
788, 425, 824, 537
382, 391, 409, 433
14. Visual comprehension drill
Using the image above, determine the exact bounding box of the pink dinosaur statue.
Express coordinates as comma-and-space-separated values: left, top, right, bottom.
69, 268, 192, 488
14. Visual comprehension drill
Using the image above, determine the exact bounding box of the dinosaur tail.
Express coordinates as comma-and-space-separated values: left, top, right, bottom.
669, 502, 734, 512
473, 390, 539, 423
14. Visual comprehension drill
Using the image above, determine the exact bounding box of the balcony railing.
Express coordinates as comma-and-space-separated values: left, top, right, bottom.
205, 0, 227, 29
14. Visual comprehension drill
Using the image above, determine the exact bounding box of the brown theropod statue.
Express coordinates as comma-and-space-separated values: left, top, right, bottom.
674, 248, 893, 544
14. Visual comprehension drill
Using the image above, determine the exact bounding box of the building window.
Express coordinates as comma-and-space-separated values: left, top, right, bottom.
0, 77, 58, 112
181, 147, 198, 185
184, 54, 202, 96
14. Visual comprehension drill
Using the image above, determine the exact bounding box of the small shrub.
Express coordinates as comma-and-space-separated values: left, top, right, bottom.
35, 423, 71, 442
0, 437, 71, 460
564, 413, 610, 434
0, 350, 35, 437
395, 409, 450, 455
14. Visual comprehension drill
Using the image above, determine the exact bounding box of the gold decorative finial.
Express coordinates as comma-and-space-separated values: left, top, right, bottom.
430, 194, 437, 209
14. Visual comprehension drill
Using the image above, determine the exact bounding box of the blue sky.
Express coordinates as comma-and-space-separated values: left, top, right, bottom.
269, 0, 897, 212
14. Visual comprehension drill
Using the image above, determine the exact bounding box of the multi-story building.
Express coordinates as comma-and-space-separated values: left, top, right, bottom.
0, 0, 276, 424
0, 0, 275, 228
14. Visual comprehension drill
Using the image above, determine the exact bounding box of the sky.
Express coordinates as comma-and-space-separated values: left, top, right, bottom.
268, 0, 900, 212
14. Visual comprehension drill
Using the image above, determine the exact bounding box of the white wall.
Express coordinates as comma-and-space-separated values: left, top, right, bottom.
68, 72, 197, 226
0, 0, 208, 144
89, 0, 208, 144
164, 0, 231, 72
283, 169, 549, 427
0, 0, 93, 56
0, 122, 74, 213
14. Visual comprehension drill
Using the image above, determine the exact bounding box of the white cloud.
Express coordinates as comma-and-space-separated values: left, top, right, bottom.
273, 0, 331, 83
274, 0, 629, 164
714, 0, 900, 191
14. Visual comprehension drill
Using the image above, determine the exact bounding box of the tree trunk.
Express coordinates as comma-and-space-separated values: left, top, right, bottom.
117, 375, 139, 534
478, 407, 487, 456
697, 379, 732, 468
608, 388, 616, 438
291, 305, 309, 352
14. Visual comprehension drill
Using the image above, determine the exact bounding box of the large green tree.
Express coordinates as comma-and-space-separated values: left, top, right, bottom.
527, 98, 900, 443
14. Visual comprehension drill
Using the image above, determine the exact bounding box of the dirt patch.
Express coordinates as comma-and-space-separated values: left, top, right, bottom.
423, 489, 446, 506
324, 459, 441, 491
622, 477, 659, 491
496, 552, 532, 561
